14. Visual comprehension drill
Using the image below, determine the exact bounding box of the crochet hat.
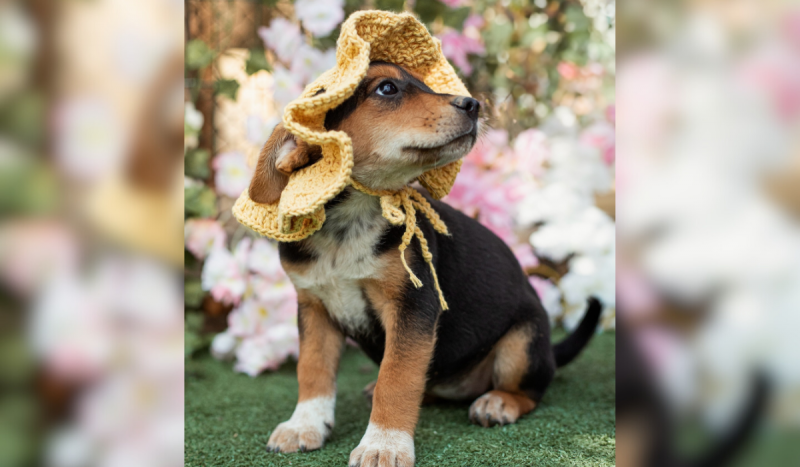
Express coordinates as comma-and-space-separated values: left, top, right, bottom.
233, 10, 469, 241
234, 10, 473, 309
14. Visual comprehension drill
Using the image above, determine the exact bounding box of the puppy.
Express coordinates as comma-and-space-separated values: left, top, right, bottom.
249, 62, 602, 467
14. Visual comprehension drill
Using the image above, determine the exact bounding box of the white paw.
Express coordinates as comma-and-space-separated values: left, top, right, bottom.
349, 423, 415, 467
266, 396, 334, 453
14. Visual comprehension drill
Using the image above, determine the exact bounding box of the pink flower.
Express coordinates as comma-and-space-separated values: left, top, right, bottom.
295, 0, 344, 38
184, 219, 226, 260
511, 242, 539, 270
212, 151, 252, 198
579, 121, 616, 165
440, 0, 465, 7
557, 61, 580, 80
0, 221, 79, 296
201, 239, 251, 305
444, 164, 524, 245
258, 18, 303, 63
464, 14, 485, 31
272, 65, 304, 109
438, 30, 485, 76
605, 104, 615, 125
513, 129, 549, 176
738, 44, 800, 120
466, 129, 512, 167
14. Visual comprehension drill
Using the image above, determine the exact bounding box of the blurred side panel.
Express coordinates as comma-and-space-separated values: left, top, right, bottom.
0, 1, 184, 466
618, 0, 800, 466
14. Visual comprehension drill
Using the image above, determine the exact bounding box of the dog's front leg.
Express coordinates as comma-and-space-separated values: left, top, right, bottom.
267, 291, 344, 453
349, 287, 435, 467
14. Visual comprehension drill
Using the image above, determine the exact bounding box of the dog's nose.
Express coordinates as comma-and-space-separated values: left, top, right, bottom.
451, 96, 480, 120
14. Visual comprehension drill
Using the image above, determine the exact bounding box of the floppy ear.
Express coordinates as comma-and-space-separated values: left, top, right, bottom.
248, 124, 321, 204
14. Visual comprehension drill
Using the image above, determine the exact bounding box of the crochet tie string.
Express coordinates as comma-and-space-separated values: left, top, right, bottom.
349, 179, 450, 311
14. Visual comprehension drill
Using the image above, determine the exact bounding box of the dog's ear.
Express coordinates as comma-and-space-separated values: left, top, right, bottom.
248, 124, 321, 204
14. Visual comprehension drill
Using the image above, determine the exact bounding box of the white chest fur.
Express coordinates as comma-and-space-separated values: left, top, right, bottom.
286, 191, 388, 333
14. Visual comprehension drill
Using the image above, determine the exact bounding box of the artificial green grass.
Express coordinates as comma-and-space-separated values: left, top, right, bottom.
185, 331, 615, 466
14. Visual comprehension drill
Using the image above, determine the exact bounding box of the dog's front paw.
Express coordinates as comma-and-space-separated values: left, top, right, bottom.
266, 397, 334, 453
348, 423, 415, 467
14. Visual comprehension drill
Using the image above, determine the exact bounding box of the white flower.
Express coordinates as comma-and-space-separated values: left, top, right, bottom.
212, 151, 252, 198
545, 138, 613, 196
234, 334, 279, 377
528, 276, 563, 324
529, 206, 615, 262
210, 331, 238, 361
517, 183, 594, 226
271, 65, 304, 109
185, 101, 204, 131
295, 0, 345, 37
290, 45, 336, 84
245, 115, 280, 145
558, 252, 616, 330
29, 273, 112, 381
45, 426, 97, 467
247, 239, 283, 278
258, 18, 303, 63
53, 97, 127, 181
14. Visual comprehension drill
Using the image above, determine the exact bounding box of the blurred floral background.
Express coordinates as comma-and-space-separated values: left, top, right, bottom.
183, 0, 616, 377
1, 1, 184, 466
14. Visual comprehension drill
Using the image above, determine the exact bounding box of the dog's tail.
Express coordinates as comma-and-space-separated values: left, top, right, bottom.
553, 297, 602, 368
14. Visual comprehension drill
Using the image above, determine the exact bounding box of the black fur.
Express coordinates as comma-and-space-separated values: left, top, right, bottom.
282, 189, 602, 403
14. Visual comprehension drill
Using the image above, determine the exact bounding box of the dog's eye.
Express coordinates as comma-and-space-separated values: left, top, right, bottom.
375, 82, 398, 96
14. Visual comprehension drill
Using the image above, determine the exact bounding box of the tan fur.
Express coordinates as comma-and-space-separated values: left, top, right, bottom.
330, 63, 477, 191
492, 323, 533, 390
361, 251, 435, 435
295, 291, 345, 402
468, 324, 537, 427
249, 125, 322, 204
469, 390, 536, 427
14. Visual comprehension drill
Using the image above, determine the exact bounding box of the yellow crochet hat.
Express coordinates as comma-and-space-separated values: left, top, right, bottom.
233, 10, 469, 241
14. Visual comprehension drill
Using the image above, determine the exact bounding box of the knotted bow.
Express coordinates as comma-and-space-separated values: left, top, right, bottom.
350, 179, 450, 310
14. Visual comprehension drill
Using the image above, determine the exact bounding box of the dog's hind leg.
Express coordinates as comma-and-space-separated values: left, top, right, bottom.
469, 322, 555, 427
267, 291, 345, 454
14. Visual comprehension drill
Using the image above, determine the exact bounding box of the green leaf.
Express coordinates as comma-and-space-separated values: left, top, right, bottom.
214, 79, 240, 101
375, 0, 405, 13
185, 148, 211, 180
185, 278, 205, 309
185, 185, 218, 218
185, 39, 215, 70
414, 0, 447, 25
443, 7, 471, 31
185, 312, 211, 358
245, 48, 271, 75
483, 21, 514, 56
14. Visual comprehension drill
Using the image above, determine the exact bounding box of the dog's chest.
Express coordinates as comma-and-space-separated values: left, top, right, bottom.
286, 193, 388, 333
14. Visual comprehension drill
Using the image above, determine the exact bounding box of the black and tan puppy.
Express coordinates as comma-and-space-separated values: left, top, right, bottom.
249, 62, 602, 467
